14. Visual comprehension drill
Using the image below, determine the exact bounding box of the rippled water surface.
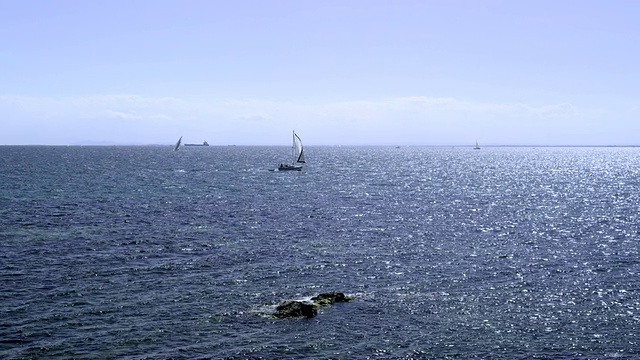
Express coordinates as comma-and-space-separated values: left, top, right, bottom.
2, 145, 640, 359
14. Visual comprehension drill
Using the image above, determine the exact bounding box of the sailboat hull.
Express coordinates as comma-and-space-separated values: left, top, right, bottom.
278, 164, 302, 171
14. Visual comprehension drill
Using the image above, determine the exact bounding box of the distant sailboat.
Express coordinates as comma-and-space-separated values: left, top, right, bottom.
474, 140, 480, 150
173, 136, 183, 151
277, 131, 305, 171
184, 140, 209, 146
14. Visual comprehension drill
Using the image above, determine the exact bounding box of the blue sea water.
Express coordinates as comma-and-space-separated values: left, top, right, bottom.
1, 145, 640, 359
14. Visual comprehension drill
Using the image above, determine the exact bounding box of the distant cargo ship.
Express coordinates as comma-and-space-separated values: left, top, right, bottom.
184, 141, 209, 146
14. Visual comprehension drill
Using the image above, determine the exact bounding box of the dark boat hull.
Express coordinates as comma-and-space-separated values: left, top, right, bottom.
184, 141, 209, 146
278, 164, 302, 171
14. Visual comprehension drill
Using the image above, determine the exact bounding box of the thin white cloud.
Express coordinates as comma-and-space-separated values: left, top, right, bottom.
0, 94, 635, 145
103, 110, 172, 122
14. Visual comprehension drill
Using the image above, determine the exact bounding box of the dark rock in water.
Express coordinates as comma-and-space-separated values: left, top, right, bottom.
273, 300, 318, 319
311, 292, 353, 306
272, 292, 352, 319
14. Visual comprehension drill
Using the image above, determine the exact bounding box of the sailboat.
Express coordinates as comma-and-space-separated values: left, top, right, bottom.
277, 131, 305, 171
474, 140, 480, 150
173, 136, 183, 151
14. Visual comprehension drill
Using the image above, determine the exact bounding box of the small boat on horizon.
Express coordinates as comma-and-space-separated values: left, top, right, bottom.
184, 141, 209, 146
474, 140, 480, 150
277, 131, 305, 171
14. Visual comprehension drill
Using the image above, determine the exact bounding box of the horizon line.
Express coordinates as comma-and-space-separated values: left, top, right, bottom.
2, 144, 640, 148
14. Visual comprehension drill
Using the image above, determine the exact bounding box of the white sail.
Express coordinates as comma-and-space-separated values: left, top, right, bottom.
173, 136, 183, 151
294, 132, 305, 163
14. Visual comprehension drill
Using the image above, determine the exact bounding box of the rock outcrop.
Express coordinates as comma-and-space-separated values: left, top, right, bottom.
272, 292, 352, 319
311, 292, 352, 306
273, 300, 318, 318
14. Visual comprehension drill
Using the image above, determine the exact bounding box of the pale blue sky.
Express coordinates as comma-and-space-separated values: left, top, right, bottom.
1, 0, 639, 145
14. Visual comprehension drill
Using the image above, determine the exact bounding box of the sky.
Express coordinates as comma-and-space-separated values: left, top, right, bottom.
1, 0, 639, 146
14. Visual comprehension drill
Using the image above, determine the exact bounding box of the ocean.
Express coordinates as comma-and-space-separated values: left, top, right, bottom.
1, 145, 640, 359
